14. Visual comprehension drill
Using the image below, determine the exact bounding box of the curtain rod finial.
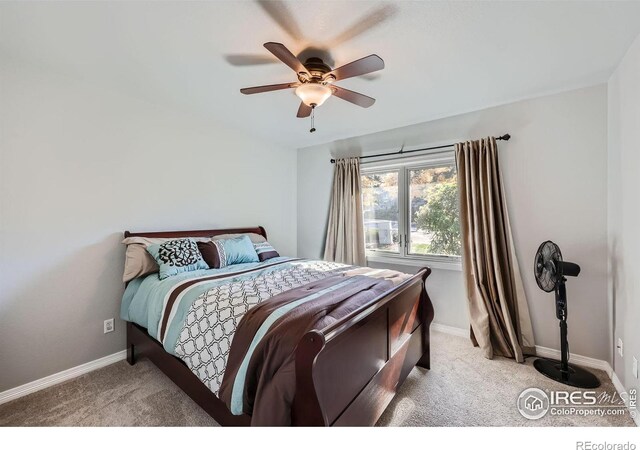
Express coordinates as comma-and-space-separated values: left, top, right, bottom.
330, 158, 336, 164
500, 134, 511, 141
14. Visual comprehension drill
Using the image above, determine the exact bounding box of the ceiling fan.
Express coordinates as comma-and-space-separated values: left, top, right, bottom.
240, 42, 384, 132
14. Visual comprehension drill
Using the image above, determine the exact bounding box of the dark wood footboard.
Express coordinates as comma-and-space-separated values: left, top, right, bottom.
292, 267, 433, 426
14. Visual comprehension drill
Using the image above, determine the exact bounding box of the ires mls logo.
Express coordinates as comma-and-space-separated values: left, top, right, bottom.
550, 390, 598, 405
517, 388, 550, 420
517, 387, 635, 420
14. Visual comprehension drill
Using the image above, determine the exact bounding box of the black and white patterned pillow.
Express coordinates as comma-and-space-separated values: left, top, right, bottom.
157, 239, 201, 266
147, 238, 209, 279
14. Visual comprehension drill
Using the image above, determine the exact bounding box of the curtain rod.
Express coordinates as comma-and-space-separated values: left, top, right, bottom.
329, 134, 511, 164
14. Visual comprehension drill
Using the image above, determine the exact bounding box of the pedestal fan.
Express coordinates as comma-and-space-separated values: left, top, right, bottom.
533, 241, 600, 388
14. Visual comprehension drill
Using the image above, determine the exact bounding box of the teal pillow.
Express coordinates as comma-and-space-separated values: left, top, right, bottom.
146, 238, 209, 279
213, 235, 259, 267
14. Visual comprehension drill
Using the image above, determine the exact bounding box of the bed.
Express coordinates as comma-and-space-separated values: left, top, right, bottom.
122, 226, 434, 426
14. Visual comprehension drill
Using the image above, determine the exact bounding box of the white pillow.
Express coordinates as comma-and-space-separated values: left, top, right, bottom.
211, 233, 267, 244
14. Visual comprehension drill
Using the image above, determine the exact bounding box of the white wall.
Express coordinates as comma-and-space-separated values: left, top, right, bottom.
0, 58, 297, 392
298, 85, 609, 360
608, 33, 640, 393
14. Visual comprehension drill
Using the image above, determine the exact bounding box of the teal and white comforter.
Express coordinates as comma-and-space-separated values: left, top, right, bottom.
120, 257, 359, 394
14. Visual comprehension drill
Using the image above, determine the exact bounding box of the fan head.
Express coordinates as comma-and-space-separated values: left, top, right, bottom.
300, 57, 333, 81
534, 240, 563, 292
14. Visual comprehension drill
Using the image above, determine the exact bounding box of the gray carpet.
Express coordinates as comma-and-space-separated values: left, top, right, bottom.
0, 331, 634, 426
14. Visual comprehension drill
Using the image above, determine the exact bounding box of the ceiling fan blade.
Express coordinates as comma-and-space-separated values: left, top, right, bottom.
257, 0, 305, 42
225, 54, 278, 66
240, 82, 298, 95
332, 86, 376, 108
296, 102, 312, 118
264, 42, 308, 75
331, 55, 384, 80
328, 4, 398, 47
330, 54, 384, 81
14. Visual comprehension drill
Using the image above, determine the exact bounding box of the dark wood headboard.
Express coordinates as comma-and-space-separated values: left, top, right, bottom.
124, 226, 267, 240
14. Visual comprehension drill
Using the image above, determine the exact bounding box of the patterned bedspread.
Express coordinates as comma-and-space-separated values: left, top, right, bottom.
121, 258, 409, 400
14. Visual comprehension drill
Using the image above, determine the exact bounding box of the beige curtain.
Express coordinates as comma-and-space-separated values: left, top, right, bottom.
324, 157, 366, 266
456, 137, 535, 363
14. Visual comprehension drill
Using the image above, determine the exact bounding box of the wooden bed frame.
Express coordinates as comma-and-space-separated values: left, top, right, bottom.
124, 226, 434, 426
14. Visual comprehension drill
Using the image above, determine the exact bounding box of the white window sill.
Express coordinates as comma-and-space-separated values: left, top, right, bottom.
366, 253, 462, 271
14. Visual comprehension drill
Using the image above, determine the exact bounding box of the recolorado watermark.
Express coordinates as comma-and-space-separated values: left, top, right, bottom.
517, 387, 637, 420
576, 442, 636, 450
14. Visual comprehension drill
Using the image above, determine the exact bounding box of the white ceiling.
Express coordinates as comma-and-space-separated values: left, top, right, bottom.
2, 1, 640, 149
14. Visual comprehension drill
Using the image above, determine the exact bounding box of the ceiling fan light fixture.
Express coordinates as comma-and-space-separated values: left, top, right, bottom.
295, 83, 332, 107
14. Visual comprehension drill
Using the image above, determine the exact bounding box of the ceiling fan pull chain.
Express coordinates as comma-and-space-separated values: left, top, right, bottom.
310, 105, 316, 133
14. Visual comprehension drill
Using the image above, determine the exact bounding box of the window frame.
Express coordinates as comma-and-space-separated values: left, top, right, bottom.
361, 168, 402, 255
361, 150, 462, 271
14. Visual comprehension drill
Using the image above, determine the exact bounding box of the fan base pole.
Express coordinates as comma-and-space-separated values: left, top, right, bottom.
533, 358, 601, 389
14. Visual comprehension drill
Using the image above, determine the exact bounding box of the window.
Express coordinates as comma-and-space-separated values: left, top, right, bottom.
362, 171, 399, 253
361, 152, 461, 268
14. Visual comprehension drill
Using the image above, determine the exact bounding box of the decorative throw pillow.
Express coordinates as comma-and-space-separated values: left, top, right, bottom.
197, 241, 222, 269
122, 236, 209, 282
253, 241, 280, 262
197, 235, 259, 269
146, 238, 209, 279
123, 243, 159, 282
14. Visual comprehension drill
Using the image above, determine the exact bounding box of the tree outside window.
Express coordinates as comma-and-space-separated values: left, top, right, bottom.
410, 166, 460, 257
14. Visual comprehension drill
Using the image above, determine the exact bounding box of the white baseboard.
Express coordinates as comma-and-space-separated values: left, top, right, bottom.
430, 322, 469, 338
431, 322, 638, 427
0, 350, 127, 406
431, 322, 610, 371
534, 345, 612, 375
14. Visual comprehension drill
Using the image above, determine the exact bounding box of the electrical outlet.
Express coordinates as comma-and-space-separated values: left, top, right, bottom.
104, 318, 114, 334
617, 338, 624, 357
633, 357, 638, 379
